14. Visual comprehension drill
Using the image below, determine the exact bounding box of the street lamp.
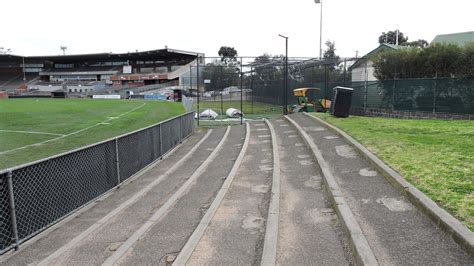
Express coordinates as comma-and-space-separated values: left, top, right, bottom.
314, 0, 323, 59
278, 34, 288, 115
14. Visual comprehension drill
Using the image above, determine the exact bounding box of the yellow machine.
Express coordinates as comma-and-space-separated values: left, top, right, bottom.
288, 88, 331, 113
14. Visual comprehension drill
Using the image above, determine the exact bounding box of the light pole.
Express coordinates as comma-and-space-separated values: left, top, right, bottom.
278, 34, 288, 115
315, 0, 323, 59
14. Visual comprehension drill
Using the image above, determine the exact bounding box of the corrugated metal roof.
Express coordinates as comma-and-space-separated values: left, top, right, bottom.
431, 31, 474, 46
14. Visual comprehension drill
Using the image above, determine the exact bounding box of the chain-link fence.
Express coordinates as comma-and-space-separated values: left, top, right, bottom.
183, 56, 473, 125
0, 112, 194, 254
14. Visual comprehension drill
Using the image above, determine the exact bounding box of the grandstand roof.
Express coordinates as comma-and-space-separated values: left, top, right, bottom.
0, 48, 204, 64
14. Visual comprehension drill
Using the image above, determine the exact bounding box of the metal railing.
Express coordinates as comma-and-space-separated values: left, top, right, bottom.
0, 112, 195, 254
114, 80, 179, 94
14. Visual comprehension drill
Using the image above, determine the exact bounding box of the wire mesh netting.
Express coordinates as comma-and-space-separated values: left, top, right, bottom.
0, 112, 194, 254
181, 112, 195, 139
347, 79, 474, 114
0, 174, 13, 252
161, 117, 181, 153
11, 140, 118, 244
184, 56, 473, 126
119, 126, 159, 182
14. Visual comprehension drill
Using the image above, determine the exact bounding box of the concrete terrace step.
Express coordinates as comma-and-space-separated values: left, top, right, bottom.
287, 112, 473, 265
1, 128, 224, 265
1, 115, 471, 266
185, 121, 274, 265
112, 125, 246, 265
270, 118, 353, 265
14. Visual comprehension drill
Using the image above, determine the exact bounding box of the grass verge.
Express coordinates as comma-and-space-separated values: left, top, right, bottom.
0, 98, 184, 170
313, 113, 473, 231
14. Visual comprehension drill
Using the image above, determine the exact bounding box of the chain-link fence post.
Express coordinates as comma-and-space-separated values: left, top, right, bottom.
392, 80, 396, 111
240, 57, 243, 125
159, 124, 163, 159
343, 59, 347, 87
197, 56, 200, 127
433, 77, 437, 113
179, 115, 183, 143
115, 138, 121, 186
251, 66, 254, 114
364, 62, 368, 112
7, 171, 19, 251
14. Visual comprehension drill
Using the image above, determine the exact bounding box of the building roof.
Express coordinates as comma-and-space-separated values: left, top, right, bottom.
0, 48, 204, 64
348, 43, 402, 70
431, 31, 474, 46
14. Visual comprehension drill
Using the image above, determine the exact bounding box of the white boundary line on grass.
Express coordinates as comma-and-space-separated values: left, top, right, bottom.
0, 130, 65, 137
0, 103, 146, 156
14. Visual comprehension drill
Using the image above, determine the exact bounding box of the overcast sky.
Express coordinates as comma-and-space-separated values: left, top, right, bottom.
1, 0, 473, 58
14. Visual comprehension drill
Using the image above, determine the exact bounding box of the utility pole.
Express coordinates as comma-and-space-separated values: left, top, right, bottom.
315, 0, 323, 59
278, 34, 289, 115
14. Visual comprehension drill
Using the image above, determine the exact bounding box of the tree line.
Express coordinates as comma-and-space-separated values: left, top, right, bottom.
372, 42, 474, 80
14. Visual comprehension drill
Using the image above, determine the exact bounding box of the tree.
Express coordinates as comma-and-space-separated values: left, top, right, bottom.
323, 40, 338, 59
218, 46, 238, 64
201, 59, 239, 91
406, 39, 429, 48
371, 43, 473, 112
378, 30, 408, 45
0, 47, 12, 54
252, 53, 283, 83
372, 43, 471, 80
323, 40, 339, 71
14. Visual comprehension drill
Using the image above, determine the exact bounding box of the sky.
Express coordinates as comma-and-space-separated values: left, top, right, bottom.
1, 0, 473, 59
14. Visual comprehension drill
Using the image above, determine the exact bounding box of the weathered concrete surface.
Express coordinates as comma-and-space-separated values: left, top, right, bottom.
271, 119, 353, 265
1, 128, 221, 265
289, 113, 473, 265
115, 125, 245, 265
187, 121, 272, 265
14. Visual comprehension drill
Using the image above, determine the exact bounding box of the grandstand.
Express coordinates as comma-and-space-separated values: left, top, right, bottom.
0, 48, 204, 97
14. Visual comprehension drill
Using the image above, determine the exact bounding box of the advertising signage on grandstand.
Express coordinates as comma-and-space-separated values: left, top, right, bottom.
123, 65, 132, 74
93, 95, 121, 99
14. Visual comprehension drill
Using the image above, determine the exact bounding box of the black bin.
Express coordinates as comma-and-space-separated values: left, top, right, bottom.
331, 86, 354, 117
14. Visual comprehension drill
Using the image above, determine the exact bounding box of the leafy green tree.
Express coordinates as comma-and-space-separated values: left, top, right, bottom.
218, 46, 238, 64
371, 43, 474, 112
406, 39, 429, 48
378, 30, 408, 45
0, 47, 12, 54
323, 40, 338, 59
323, 40, 340, 71
372, 43, 471, 79
201, 59, 239, 91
